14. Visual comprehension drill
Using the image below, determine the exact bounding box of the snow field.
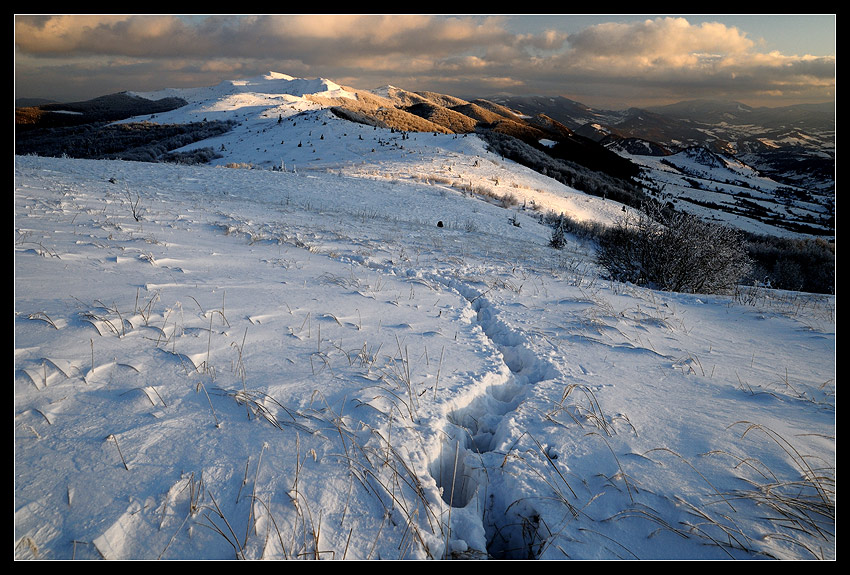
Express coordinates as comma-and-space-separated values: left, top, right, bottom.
15, 150, 834, 560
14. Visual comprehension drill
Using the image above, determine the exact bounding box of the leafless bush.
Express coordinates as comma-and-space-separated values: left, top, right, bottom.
597, 202, 751, 294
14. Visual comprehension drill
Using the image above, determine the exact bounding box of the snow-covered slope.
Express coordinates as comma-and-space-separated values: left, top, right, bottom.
15, 73, 836, 560
123, 72, 634, 228
621, 146, 833, 238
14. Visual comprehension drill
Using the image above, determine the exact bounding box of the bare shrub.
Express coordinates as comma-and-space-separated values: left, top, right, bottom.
597, 202, 751, 294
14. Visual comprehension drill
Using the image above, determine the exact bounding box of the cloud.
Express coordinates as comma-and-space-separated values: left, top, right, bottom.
15, 15, 509, 60
13, 14, 524, 98
548, 17, 835, 105
569, 17, 833, 79
567, 17, 754, 63
14, 15, 834, 107
15, 15, 192, 56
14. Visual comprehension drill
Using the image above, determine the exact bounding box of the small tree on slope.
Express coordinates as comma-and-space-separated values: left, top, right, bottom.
549, 218, 567, 249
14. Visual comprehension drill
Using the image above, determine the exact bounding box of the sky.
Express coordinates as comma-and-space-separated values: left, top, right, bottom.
14, 14, 836, 110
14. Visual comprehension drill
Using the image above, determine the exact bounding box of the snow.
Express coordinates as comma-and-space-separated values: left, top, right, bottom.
15, 74, 835, 560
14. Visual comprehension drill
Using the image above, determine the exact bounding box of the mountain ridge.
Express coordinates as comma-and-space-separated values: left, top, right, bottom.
15, 71, 834, 243
16, 72, 640, 184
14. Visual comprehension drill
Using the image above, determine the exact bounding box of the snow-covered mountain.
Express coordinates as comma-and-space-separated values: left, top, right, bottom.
129, 72, 357, 121
17, 72, 834, 240
14, 73, 835, 560
77, 72, 636, 226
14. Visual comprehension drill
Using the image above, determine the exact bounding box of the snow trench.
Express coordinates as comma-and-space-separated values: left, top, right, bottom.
429, 281, 560, 559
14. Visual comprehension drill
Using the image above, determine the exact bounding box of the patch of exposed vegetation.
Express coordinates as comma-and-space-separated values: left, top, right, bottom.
16, 120, 233, 164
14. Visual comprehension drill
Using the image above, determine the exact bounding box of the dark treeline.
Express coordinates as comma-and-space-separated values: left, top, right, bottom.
546, 135, 641, 182
742, 233, 835, 294
478, 130, 650, 209
15, 120, 234, 164
15, 93, 188, 129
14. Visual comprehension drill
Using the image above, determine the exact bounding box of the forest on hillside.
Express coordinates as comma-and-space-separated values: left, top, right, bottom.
15, 120, 234, 164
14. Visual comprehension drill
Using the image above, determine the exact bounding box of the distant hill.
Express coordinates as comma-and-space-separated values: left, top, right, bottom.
15, 97, 60, 108
14, 92, 226, 164
490, 95, 835, 195
645, 99, 835, 132
15, 92, 188, 129
324, 85, 641, 183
